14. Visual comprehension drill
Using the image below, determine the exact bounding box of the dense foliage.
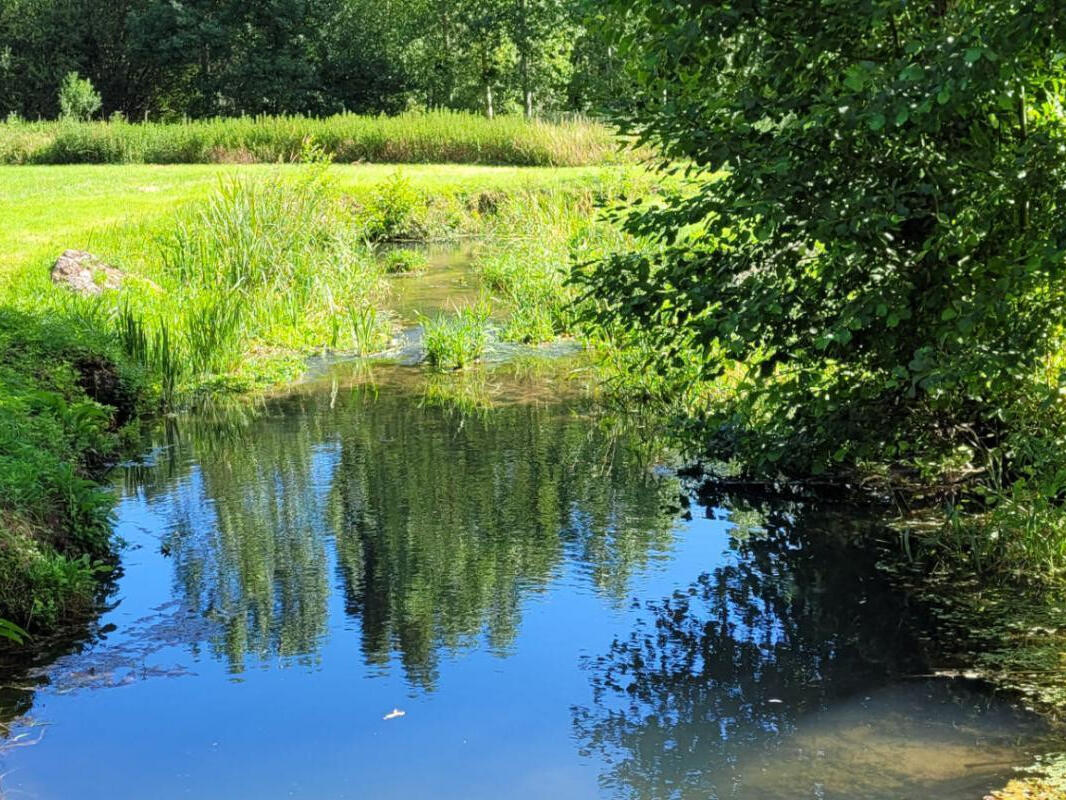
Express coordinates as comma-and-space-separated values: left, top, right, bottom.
0, 0, 620, 120
0, 308, 145, 630
579, 0, 1066, 487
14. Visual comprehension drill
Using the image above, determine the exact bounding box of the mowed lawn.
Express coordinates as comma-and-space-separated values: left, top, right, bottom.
0, 163, 624, 292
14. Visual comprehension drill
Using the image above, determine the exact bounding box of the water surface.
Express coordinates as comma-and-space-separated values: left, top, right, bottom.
0, 366, 1051, 799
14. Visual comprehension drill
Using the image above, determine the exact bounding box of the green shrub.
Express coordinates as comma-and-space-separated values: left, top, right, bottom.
353, 171, 425, 241
58, 71, 101, 122
579, 1, 1066, 480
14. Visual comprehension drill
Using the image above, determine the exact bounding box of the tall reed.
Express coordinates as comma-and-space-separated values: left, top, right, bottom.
116, 166, 390, 403
0, 111, 630, 167
419, 301, 492, 370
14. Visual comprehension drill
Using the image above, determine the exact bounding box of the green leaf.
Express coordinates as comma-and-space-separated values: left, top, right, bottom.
844, 67, 866, 92
965, 48, 983, 64
868, 113, 886, 131
0, 618, 29, 644
900, 64, 924, 81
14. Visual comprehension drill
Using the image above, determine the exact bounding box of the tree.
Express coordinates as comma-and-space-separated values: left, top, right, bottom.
578, 0, 1066, 474
58, 70, 101, 120
462, 0, 512, 118
319, 0, 411, 114
510, 0, 575, 117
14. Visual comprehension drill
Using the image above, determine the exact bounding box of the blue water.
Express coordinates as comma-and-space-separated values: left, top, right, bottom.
0, 370, 1050, 799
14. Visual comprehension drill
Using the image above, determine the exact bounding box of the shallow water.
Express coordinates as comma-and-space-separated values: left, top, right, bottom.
0, 365, 1053, 799
385, 243, 485, 324
359, 243, 581, 367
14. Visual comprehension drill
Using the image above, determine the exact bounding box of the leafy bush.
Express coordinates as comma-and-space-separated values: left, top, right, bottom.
353, 171, 425, 241
57, 71, 101, 121
579, 0, 1066, 481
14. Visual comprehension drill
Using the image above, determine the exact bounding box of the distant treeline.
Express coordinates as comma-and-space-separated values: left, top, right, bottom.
0, 0, 625, 121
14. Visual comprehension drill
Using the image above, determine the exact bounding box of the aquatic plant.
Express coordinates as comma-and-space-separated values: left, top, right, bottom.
381, 248, 429, 274
419, 301, 492, 370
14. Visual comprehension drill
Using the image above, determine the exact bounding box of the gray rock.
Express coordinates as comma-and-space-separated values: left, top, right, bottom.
50, 249, 124, 296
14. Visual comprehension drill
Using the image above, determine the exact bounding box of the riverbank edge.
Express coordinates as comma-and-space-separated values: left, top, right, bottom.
2, 165, 1063, 797
0, 165, 647, 636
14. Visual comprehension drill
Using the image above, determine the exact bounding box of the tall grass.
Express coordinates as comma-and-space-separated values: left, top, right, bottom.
116, 166, 391, 401
0, 111, 630, 167
474, 182, 635, 344
420, 301, 492, 370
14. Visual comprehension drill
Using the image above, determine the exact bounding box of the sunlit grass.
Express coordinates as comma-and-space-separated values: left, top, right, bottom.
419, 301, 492, 370
0, 111, 633, 167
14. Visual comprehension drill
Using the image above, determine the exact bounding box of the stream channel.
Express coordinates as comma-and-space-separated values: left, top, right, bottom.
0, 246, 1055, 799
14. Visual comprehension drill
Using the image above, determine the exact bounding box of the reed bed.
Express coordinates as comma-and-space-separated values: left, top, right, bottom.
0, 111, 630, 167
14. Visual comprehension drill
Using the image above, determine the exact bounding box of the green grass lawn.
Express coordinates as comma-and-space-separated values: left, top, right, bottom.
0, 163, 625, 290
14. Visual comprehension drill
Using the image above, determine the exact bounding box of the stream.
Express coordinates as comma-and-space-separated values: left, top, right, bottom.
0, 249, 1055, 799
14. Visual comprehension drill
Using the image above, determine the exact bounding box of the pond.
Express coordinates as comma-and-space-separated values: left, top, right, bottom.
0, 360, 1053, 800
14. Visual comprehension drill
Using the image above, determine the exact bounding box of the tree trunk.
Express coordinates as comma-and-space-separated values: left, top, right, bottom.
485, 82, 494, 119
518, 0, 532, 118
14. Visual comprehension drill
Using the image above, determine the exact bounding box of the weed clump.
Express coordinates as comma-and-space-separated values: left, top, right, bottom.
382, 248, 429, 274
350, 171, 425, 241
420, 302, 492, 370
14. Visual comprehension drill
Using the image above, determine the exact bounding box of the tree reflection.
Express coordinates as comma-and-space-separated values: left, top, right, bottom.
149, 379, 680, 683
572, 502, 942, 799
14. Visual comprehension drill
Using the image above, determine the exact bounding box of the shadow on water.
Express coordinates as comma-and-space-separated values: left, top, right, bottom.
0, 363, 1056, 799
571, 500, 1053, 799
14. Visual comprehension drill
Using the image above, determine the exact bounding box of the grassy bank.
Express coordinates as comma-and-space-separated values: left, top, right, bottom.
0, 308, 146, 632
0, 161, 654, 634
0, 111, 631, 167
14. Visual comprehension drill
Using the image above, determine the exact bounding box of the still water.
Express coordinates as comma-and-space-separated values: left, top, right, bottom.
0, 365, 1051, 799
